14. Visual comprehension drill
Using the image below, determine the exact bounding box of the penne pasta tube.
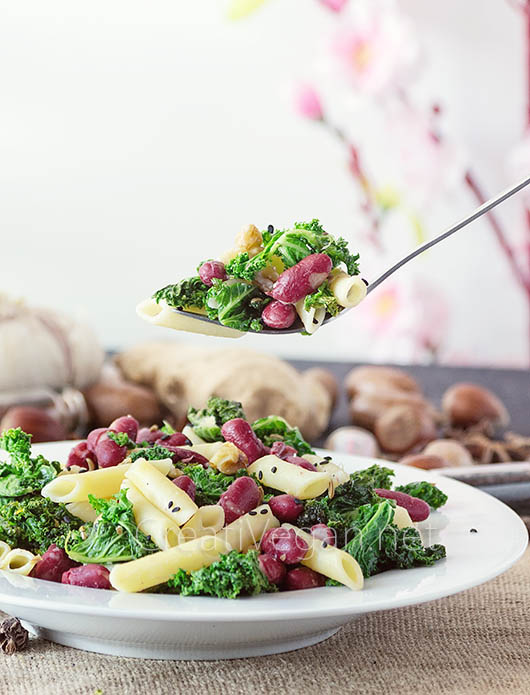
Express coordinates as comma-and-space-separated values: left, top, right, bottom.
180, 442, 226, 459
294, 299, 326, 335
1, 549, 40, 576
329, 270, 367, 308
122, 481, 183, 550
283, 525, 364, 591
110, 534, 231, 593
180, 505, 225, 542
311, 460, 350, 485
216, 504, 279, 551
136, 298, 244, 339
66, 501, 100, 523
392, 505, 415, 529
125, 459, 198, 526
42, 459, 172, 504
248, 455, 331, 500
0, 541, 11, 564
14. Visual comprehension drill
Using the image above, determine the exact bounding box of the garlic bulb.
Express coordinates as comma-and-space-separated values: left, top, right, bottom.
0, 294, 103, 391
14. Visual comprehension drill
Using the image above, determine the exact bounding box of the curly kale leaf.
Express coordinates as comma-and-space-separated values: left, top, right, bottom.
394, 481, 448, 510
129, 445, 174, 462
251, 415, 314, 456
379, 525, 446, 571
206, 280, 269, 332
0, 428, 61, 497
226, 219, 360, 280
187, 397, 246, 442
179, 464, 248, 506
350, 464, 395, 491
167, 550, 277, 598
304, 282, 341, 317
344, 501, 396, 577
107, 431, 135, 448
65, 490, 157, 564
0, 494, 81, 553
153, 276, 209, 310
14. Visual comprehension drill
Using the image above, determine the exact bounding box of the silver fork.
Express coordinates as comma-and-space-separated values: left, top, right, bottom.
171, 174, 530, 335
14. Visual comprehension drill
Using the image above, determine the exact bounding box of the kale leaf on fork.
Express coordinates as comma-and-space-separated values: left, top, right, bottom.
153, 276, 209, 311
187, 397, 246, 442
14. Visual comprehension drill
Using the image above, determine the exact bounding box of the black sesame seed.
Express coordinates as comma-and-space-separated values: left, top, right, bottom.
470, 528, 478, 533
324, 456, 332, 461
362, 278, 369, 286
260, 508, 268, 514
322, 541, 328, 548
271, 466, 277, 473
267, 224, 274, 233
146, 535, 152, 542
168, 501, 173, 509
258, 471, 263, 480
172, 506, 181, 513
249, 510, 257, 516
294, 499, 301, 505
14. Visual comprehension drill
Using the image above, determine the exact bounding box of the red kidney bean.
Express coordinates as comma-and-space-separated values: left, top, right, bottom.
31, 544, 79, 583
270, 442, 298, 459
66, 442, 95, 470
86, 427, 107, 454
270, 253, 333, 303
375, 488, 430, 522
136, 427, 164, 444
260, 527, 308, 564
262, 301, 297, 330
172, 475, 196, 501
288, 456, 317, 472
219, 477, 262, 525
310, 524, 336, 546
284, 566, 325, 591
95, 431, 128, 468
160, 432, 192, 447
62, 564, 111, 590
109, 415, 139, 441
221, 419, 268, 464
160, 446, 208, 466
268, 495, 304, 523
258, 553, 286, 586
199, 260, 228, 287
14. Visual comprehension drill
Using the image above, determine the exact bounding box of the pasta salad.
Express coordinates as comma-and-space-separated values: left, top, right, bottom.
0, 400, 447, 596
147, 219, 366, 335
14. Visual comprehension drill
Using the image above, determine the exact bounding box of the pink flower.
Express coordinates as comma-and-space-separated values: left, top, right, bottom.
294, 84, 324, 121
330, 3, 419, 95
319, 0, 349, 12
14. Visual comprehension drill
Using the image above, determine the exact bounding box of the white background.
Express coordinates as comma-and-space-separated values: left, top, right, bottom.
0, 0, 527, 364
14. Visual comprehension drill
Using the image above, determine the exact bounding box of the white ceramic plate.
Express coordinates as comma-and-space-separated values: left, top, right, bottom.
0, 442, 526, 660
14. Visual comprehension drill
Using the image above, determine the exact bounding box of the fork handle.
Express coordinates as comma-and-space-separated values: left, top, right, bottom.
366, 174, 530, 295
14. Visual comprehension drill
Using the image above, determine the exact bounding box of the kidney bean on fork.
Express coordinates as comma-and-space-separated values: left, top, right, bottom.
62, 564, 111, 590
160, 432, 192, 447
66, 442, 95, 470
221, 418, 268, 463
375, 488, 430, 522
136, 427, 165, 445
31, 544, 79, 583
270, 253, 332, 304
284, 566, 325, 591
86, 427, 107, 454
268, 495, 304, 523
219, 477, 263, 525
260, 527, 308, 564
262, 301, 297, 330
198, 260, 228, 287
109, 415, 139, 441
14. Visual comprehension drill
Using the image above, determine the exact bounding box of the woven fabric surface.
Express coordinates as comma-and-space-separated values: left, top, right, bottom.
1, 548, 529, 695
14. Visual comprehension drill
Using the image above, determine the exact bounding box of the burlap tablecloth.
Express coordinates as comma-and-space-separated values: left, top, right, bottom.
1, 547, 529, 695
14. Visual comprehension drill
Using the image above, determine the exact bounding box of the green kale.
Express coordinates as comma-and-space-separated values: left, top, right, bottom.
107, 431, 135, 448
394, 481, 448, 510
187, 397, 246, 442
350, 464, 395, 491
65, 490, 157, 564
160, 421, 175, 435
251, 415, 314, 456
0, 494, 81, 553
179, 464, 248, 506
167, 550, 276, 598
0, 428, 61, 497
206, 279, 269, 332
225, 219, 360, 281
129, 445, 175, 462
153, 276, 209, 310
379, 525, 446, 571
344, 501, 396, 577
304, 282, 341, 317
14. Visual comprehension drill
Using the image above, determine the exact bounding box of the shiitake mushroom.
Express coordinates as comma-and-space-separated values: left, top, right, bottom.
442, 383, 509, 429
